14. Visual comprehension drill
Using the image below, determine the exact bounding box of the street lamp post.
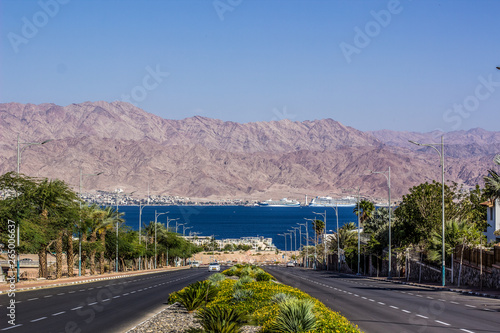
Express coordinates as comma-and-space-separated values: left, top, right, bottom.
184, 226, 193, 236
409, 135, 446, 286
292, 227, 300, 259
278, 233, 287, 261
15, 134, 52, 282
329, 203, 340, 272
297, 222, 308, 268
78, 168, 102, 277
343, 187, 361, 275
313, 211, 327, 270
176, 222, 184, 234
154, 210, 168, 269
304, 218, 317, 270
138, 202, 147, 270
368, 167, 392, 279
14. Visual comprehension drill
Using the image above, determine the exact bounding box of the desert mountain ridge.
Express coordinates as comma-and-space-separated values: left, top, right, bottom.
0, 101, 498, 202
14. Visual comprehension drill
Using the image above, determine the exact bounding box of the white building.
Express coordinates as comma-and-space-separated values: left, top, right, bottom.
482, 199, 500, 243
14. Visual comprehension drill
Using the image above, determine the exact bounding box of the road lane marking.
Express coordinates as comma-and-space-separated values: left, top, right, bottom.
71, 306, 83, 311
52, 311, 66, 316
57, 293, 65, 295
435, 320, 450, 326
416, 295, 423, 297
378, 302, 385, 305
88, 302, 97, 306
28, 298, 38, 301
44, 295, 53, 298
113, 296, 120, 299
30, 317, 47, 322
450, 301, 459, 304
1, 324, 23, 331
460, 329, 475, 333
88, 288, 94, 290
402, 309, 411, 313
465, 304, 476, 308
426, 296, 434, 299
79, 289, 85, 292
390, 306, 399, 309
68, 291, 75, 294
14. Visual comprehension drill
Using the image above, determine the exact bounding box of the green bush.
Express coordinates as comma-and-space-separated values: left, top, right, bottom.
267, 299, 317, 333
256, 271, 273, 282
195, 305, 248, 333
270, 293, 296, 304
168, 281, 218, 311
208, 273, 226, 285
233, 289, 254, 303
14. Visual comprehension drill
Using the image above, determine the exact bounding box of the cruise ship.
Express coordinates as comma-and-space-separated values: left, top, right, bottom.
308, 196, 358, 207
258, 198, 300, 207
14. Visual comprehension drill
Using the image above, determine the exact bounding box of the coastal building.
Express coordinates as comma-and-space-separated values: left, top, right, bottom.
182, 235, 276, 251
482, 199, 500, 243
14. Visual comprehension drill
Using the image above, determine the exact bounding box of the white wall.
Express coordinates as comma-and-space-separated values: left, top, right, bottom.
485, 199, 500, 243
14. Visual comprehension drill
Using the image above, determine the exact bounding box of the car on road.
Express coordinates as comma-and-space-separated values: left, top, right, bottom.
208, 262, 221, 271
190, 261, 200, 268
286, 261, 295, 267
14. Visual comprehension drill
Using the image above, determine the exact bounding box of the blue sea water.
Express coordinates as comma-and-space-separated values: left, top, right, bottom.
117, 205, 359, 250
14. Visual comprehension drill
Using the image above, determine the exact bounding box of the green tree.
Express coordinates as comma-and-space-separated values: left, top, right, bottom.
353, 200, 375, 229
484, 154, 500, 201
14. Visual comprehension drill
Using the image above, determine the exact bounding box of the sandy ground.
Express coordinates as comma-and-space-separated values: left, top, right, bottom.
191, 250, 295, 265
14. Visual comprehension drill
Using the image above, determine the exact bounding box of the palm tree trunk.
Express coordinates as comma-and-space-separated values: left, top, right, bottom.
81, 233, 87, 275
55, 231, 63, 279
89, 232, 97, 275
458, 243, 465, 287
100, 231, 106, 274
67, 232, 74, 277
38, 248, 46, 279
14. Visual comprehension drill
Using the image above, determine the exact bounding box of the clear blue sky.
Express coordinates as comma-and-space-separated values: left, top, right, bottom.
1, 0, 499, 132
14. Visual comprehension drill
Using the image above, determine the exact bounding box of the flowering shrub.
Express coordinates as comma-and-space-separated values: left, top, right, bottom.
171, 265, 361, 332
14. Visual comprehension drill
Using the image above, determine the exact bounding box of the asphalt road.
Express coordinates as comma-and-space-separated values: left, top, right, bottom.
266, 266, 500, 333
0, 268, 211, 333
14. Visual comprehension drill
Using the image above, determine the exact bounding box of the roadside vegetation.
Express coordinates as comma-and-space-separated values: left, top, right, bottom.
298, 155, 500, 285
0, 172, 201, 280
169, 264, 361, 333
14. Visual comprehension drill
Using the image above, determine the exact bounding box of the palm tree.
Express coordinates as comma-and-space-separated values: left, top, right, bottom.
484, 155, 500, 201
353, 200, 375, 229
99, 207, 123, 274
312, 219, 325, 247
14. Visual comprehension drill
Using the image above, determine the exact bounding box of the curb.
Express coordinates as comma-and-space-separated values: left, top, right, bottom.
0, 266, 188, 294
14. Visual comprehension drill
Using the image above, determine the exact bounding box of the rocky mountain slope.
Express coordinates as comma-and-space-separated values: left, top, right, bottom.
0, 102, 497, 201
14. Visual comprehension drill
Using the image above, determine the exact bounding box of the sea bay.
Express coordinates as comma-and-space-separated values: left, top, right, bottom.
118, 205, 359, 250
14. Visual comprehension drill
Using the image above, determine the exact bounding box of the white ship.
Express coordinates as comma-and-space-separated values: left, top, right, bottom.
258, 198, 300, 207
308, 196, 357, 207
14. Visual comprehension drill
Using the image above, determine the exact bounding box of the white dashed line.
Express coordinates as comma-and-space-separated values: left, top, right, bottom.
416, 295, 423, 297
113, 296, 120, 299
68, 291, 75, 294
465, 304, 476, 308
450, 301, 459, 304
416, 314, 428, 319
44, 295, 53, 298
1, 324, 23, 331
460, 329, 475, 333
71, 306, 83, 311
28, 298, 38, 301
52, 311, 66, 316
390, 306, 399, 310
402, 309, 411, 313
88, 302, 97, 306
378, 302, 385, 305
57, 293, 65, 296
30, 317, 47, 322
435, 320, 450, 326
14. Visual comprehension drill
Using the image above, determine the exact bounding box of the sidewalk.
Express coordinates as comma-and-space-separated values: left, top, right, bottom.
0, 266, 189, 294
368, 276, 500, 300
